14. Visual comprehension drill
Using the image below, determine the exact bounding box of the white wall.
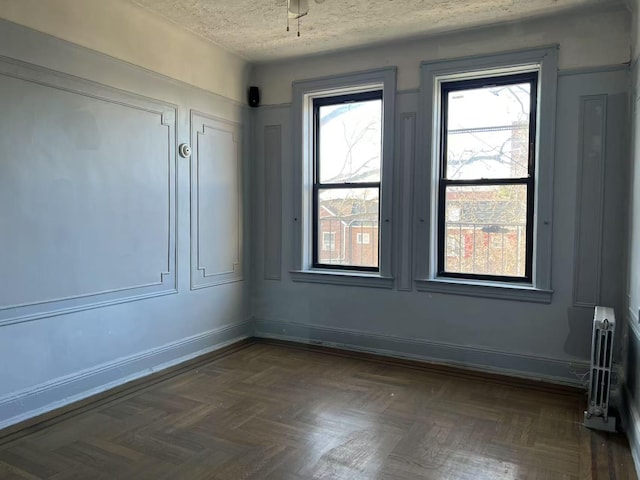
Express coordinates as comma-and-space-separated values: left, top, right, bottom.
251, 5, 631, 385
253, 5, 630, 105
629, 0, 640, 60
0, 17, 251, 429
0, 0, 250, 102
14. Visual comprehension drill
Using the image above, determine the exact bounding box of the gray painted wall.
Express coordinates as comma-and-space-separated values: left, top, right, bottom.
622, 2, 640, 469
0, 21, 252, 429
0, 7, 634, 438
252, 65, 630, 385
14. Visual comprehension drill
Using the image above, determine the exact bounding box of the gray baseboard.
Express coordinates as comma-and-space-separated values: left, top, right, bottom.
621, 386, 640, 477
621, 308, 640, 477
0, 321, 252, 430
254, 318, 589, 387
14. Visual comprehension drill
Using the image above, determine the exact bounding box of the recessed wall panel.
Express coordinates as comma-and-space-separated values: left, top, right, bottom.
0, 57, 177, 325
264, 125, 282, 281
191, 112, 243, 288
398, 113, 415, 291
573, 95, 607, 307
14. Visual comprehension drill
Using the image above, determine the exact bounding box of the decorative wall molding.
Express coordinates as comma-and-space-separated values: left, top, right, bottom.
573, 95, 607, 307
0, 321, 252, 431
264, 125, 282, 281
397, 113, 416, 291
253, 318, 588, 386
0, 55, 177, 327
190, 111, 243, 289
557, 64, 630, 77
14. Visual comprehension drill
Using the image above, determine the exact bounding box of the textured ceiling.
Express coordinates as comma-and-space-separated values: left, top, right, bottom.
129, 0, 617, 62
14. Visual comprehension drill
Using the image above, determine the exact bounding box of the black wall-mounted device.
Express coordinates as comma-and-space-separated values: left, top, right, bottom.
248, 86, 260, 108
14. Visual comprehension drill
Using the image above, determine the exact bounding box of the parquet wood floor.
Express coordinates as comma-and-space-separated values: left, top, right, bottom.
0, 340, 636, 479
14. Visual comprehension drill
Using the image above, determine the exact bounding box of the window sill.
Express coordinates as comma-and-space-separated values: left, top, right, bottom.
414, 278, 553, 303
290, 269, 394, 289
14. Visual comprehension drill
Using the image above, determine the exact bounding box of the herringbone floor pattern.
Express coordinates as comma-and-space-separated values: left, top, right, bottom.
0, 341, 636, 479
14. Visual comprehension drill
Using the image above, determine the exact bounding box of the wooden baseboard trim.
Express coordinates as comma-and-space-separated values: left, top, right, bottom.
0, 338, 254, 446
1, 336, 584, 446
255, 338, 584, 397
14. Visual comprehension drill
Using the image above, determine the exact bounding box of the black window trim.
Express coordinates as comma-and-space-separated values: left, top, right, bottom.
437, 71, 539, 283
312, 89, 383, 272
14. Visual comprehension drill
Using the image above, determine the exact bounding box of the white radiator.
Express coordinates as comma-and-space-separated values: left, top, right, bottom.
584, 305, 616, 432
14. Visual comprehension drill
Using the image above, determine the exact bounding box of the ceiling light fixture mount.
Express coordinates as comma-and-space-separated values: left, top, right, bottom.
286, 0, 309, 37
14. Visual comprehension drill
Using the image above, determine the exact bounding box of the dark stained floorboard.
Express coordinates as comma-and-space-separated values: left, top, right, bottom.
0, 341, 636, 479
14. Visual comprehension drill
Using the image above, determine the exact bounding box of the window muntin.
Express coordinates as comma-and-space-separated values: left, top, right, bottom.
313, 91, 382, 271
438, 72, 538, 282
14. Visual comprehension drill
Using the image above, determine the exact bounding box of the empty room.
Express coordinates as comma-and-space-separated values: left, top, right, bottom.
1, 0, 640, 478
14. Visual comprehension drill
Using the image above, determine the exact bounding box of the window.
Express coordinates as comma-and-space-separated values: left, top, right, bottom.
416, 47, 557, 302
322, 232, 336, 251
290, 67, 396, 288
438, 72, 537, 282
356, 233, 371, 244
491, 235, 503, 250
313, 91, 382, 271
448, 205, 461, 222
446, 235, 461, 257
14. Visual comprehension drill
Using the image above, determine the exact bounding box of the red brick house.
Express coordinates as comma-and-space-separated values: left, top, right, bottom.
318, 198, 379, 268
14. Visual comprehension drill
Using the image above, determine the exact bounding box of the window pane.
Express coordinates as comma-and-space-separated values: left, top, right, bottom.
318, 99, 381, 183
317, 187, 379, 268
446, 82, 531, 180
443, 184, 528, 277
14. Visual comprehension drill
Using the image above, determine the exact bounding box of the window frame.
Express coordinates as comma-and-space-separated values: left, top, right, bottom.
437, 72, 539, 283
312, 90, 383, 272
290, 68, 396, 289
415, 47, 558, 303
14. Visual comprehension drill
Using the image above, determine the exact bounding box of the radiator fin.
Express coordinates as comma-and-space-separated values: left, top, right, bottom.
585, 306, 616, 432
